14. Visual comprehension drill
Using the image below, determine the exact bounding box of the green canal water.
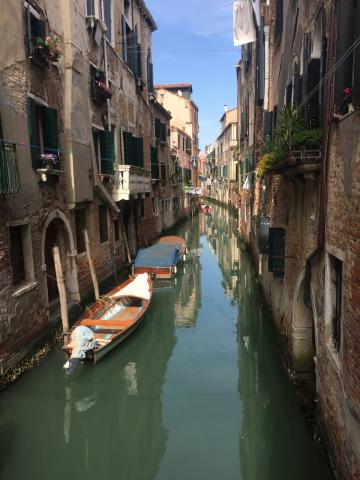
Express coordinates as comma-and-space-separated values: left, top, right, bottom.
0, 207, 332, 480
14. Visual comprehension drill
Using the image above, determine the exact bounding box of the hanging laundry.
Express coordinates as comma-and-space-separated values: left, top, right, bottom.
233, 0, 256, 46
251, 0, 261, 27
243, 175, 250, 190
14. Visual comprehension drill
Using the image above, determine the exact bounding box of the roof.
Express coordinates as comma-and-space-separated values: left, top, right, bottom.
152, 100, 172, 120
136, 0, 157, 31
155, 83, 193, 93
220, 107, 237, 123
134, 243, 182, 268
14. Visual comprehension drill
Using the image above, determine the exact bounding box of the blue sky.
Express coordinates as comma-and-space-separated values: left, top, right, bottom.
146, 0, 240, 152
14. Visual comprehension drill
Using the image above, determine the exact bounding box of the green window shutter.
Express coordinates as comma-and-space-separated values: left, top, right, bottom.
99, 130, 115, 174
121, 16, 128, 64
136, 137, 144, 168
148, 62, 154, 93
41, 107, 59, 154
155, 119, 161, 140
151, 146, 159, 178
263, 111, 273, 143
258, 216, 270, 254
268, 227, 286, 278
27, 98, 41, 168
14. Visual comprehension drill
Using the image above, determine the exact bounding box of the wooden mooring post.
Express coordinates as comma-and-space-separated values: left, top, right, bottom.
52, 245, 69, 337
83, 228, 99, 300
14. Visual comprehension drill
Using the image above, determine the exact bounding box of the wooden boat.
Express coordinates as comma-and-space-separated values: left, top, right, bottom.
63, 273, 152, 373
132, 236, 186, 279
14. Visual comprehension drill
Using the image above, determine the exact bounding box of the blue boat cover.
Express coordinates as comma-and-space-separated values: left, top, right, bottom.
134, 243, 182, 268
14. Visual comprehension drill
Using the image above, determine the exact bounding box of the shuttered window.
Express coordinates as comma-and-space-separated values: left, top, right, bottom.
86, 0, 95, 16
27, 98, 59, 170
9, 226, 25, 285
274, 0, 283, 46
185, 137, 192, 154
123, 132, 144, 168
151, 146, 159, 179
25, 6, 46, 57
99, 129, 115, 175
268, 228, 286, 278
334, 0, 357, 114
258, 217, 270, 254
263, 111, 273, 143
102, 0, 112, 43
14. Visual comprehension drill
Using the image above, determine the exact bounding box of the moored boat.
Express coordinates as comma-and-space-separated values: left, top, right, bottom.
63, 273, 152, 373
132, 236, 186, 279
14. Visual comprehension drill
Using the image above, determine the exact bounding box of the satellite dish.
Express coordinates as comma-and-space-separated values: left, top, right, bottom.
177, 90, 183, 97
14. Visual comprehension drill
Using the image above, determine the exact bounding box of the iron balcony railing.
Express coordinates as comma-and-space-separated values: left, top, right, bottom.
0, 142, 21, 194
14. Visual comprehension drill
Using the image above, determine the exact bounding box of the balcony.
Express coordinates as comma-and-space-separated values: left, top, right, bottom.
0, 142, 21, 194
112, 165, 151, 201
271, 149, 321, 176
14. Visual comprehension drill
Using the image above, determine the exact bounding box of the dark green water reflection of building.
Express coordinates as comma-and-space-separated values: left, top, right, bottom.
0, 208, 331, 480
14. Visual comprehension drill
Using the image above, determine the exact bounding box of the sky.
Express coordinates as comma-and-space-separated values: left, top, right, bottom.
146, 0, 240, 152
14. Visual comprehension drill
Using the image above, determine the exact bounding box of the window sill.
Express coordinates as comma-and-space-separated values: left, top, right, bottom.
12, 281, 37, 298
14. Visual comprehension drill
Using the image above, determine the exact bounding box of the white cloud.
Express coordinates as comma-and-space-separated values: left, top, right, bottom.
148, 0, 232, 37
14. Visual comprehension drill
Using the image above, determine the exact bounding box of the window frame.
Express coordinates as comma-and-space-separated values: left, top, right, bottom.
102, 0, 114, 46
7, 220, 35, 291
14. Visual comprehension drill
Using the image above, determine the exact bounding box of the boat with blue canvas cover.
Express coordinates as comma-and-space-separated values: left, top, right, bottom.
132, 236, 186, 279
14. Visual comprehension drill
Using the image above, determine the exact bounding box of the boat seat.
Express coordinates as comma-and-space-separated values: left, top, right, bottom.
80, 318, 136, 328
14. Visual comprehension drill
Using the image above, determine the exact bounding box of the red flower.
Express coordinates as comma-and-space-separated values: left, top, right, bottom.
343, 87, 352, 97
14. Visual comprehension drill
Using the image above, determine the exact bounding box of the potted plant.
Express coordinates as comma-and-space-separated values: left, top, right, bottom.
44, 36, 62, 62
342, 87, 354, 114
39, 152, 60, 170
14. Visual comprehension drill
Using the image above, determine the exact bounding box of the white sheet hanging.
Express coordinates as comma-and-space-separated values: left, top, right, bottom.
233, 0, 256, 46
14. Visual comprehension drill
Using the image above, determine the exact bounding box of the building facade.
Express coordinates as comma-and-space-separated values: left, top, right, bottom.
0, 0, 187, 373
205, 0, 360, 477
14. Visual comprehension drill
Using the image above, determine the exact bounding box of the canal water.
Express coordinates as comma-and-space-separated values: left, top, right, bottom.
0, 206, 331, 480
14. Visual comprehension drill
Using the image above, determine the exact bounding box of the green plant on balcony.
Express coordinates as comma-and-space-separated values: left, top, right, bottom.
257, 106, 322, 178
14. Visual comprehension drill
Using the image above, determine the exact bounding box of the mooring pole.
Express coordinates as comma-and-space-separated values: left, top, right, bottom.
83, 228, 100, 300
53, 245, 69, 337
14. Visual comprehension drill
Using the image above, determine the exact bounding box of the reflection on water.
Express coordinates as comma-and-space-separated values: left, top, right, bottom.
0, 208, 331, 480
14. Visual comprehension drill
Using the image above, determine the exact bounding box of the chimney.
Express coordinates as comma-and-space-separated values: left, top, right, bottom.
224, 104, 228, 112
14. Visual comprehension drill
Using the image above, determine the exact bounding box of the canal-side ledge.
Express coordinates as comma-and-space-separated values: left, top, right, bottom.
0, 207, 198, 391
203, 197, 334, 477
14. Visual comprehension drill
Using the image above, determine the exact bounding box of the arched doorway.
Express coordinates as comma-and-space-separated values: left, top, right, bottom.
292, 275, 315, 372
42, 210, 80, 315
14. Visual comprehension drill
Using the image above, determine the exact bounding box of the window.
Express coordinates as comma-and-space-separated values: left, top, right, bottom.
102, 0, 113, 43
124, 0, 130, 19
27, 97, 60, 170
93, 128, 115, 175
257, 217, 270, 254
123, 132, 143, 167
274, 0, 283, 46
75, 209, 86, 254
86, 0, 95, 16
160, 163, 166, 181
10, 226, 25, 284
114, 219, 120, 242
147, 50, 153, 93
122, 16, 141, 78
329, 254, 343, 352
9, 223, 34, 287
177, 134, 181, 149
182, 138, 185, 151
151, 146, 159, 179
90, 66, 112, 103
268, 228, 286, 278
98, 205, 109, 243
334, 0, 360, 113
25, 4, 46, 59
